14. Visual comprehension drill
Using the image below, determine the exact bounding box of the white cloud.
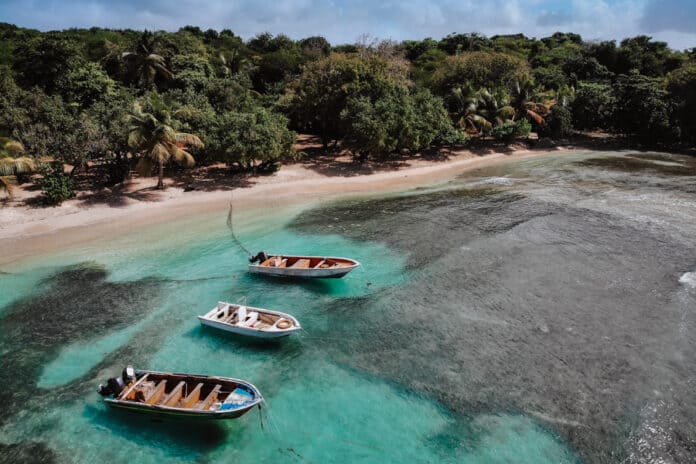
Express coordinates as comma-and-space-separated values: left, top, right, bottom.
0, 0, 694, 49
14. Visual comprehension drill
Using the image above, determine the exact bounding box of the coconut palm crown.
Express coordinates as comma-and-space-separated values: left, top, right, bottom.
121, 32, 173, 89
0, 139, 36, 198
126, 97, 203, 189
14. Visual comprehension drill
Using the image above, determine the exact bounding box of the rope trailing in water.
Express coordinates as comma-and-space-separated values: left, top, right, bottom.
227, 191, 253, 258
258, 403, 264, 430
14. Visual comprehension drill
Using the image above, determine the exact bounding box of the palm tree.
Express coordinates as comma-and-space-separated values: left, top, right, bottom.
447, 85, 515, 135
126, 97, 203, 190
0, 139, 36, 198
511, 78, 553, 125
122, 32, 173, 89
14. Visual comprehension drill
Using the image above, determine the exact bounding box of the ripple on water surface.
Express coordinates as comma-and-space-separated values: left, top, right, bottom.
2, 150, 695, 463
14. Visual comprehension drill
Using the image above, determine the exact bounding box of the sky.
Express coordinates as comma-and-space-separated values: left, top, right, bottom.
1, 0, 695, 50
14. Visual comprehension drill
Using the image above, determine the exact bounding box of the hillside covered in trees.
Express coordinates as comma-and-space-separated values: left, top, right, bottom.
0, 23, 695, 203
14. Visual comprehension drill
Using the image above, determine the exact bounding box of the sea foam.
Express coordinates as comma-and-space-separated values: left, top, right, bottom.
679, 271, 696, 288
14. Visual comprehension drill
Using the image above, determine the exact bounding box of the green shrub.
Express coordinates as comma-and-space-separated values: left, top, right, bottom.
491, 119, 531, 143
542, 105, 573, 137
38, 165, 74, 205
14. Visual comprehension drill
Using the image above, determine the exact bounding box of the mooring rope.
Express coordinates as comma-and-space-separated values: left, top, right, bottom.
227, 191, 253, 258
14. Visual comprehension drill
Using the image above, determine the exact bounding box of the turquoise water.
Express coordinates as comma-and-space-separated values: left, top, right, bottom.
4, 150, 695, 463
0, 185, 579, 463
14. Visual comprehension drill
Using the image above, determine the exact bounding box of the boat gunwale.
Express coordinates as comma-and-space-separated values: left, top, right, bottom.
248, 254, 360, 278
104, 369, 263, 415
251, 254, 361, 268
199, 302, 302, 333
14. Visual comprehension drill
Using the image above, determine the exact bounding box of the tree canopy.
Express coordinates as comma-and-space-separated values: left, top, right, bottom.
0, 23, 694, 203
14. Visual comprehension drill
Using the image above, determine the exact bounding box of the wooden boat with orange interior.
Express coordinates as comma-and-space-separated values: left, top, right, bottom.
97, 366, 262, 420
248, 251, 360, 279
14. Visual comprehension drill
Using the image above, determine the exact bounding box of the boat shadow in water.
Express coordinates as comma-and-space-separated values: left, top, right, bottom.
245, 272, 350, 296
86, 404, 231, 454
184, 325, 304, 353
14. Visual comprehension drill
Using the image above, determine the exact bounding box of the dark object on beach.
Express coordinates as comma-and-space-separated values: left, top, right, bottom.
183, 183, 196, 192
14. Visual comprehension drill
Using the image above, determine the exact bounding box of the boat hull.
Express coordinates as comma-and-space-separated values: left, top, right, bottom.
104, 398, 257, 420
198, 303, 301, 339
198, 316, 300, 339
248, 266, 354, 278
248, 255, 360, 279
100, 369, 262, 421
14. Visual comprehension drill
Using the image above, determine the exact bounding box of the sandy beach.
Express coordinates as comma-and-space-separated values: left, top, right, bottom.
0, 145, 572, 266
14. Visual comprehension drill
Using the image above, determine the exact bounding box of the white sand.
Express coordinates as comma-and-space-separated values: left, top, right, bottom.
0, 147, 572, 266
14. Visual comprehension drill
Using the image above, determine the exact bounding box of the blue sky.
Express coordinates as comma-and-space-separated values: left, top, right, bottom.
1, 0, 695, 49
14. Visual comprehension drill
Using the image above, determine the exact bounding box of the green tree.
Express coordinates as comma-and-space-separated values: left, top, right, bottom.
341, 85, 459, 161
612, 72, 674, 144
666, 64, 696, 142
299, 36, 331, 59
57, 61, 116, 106
214, 106, 296, 170
438, 33, 491, 55
122, 32, 173, 89
285, 53, 410, 148
126, 96, 203, 189
431, 52, 529, 95
12, 35, 84, 92
571, 82, 615, 130
446, 85, 516, 135
541, 104, 573, 137
616, 36, 684, 76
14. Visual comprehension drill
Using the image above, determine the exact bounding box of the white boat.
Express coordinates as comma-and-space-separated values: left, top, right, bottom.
248, 252, 360, 279
198, 302, 301, 339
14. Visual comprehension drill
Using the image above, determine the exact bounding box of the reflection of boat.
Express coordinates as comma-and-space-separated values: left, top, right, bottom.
97, 366, 262, 420
249, 252, 360, 279
198, 302, 301, 338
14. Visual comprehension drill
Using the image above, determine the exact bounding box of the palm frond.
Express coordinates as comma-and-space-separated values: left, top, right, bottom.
0, 156, 36, 175
526, 109, 544, 125
497, 106, 516, 121
175, 132, 204, 149
0, 175, 17, 197
151, 143, 171, 163
2, 140, 25, 156
170, 146, 195, 167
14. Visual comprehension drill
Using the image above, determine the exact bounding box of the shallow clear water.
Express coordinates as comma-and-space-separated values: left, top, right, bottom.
1, 150, 695, 463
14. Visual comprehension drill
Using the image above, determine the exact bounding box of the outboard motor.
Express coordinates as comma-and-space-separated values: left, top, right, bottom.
97, 383, 111, 397
97, 365, 133, 397
97, 376, 124, 397
249, 251, 268, 263
122, 365, 135, 384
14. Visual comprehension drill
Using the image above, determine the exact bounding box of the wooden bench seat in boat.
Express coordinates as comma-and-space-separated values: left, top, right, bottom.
180, 383, 204, 408
145, 380, 167, 405
161, 381, 186, 407
291, 259, 311, 269
242, 311, 258, 327
122, 374, 149, 400
196, 384, 222, 410
261, 257, 287, 268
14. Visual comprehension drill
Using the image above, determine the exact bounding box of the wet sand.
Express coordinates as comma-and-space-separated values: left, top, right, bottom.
0, 147, 572, 267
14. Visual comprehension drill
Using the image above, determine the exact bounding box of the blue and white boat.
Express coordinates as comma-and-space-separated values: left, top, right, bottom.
97, 366, 262, 420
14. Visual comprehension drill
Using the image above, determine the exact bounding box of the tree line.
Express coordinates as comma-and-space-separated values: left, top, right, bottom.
0, 24, 694, 203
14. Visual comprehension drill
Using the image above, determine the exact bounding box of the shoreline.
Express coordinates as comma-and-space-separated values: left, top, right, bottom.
0, 146, 574, 267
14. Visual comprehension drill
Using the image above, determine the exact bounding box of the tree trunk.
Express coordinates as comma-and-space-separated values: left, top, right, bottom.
157, 161, 164, 189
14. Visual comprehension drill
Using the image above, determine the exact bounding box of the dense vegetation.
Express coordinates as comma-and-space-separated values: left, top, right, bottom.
0, 23, 694, 203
